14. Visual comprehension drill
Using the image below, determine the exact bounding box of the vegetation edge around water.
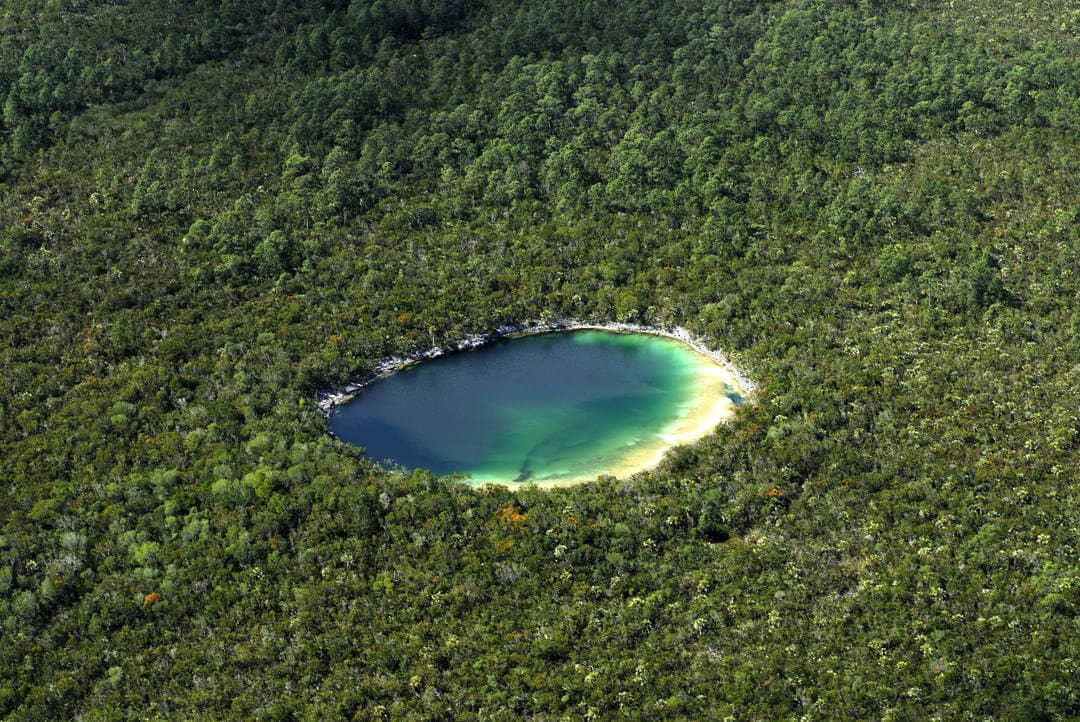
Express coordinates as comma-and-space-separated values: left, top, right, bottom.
316, 320, 755, 418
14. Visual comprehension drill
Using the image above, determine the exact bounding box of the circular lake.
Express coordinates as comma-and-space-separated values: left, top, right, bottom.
328, 330, 745, 487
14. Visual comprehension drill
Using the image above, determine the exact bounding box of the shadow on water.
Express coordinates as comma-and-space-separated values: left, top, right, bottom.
335, 417, 452, 473
724, 384, 746, 405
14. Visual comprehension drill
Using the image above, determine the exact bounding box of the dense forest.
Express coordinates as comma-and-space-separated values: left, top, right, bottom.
2, 0, 1079, 717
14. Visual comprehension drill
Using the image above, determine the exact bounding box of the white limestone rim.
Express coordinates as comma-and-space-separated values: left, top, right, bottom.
316, 319, 756, 417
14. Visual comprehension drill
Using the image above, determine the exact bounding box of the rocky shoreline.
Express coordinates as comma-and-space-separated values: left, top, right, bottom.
316, 319, 755, 416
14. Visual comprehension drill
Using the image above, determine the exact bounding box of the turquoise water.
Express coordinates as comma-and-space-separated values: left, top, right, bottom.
329, 330, 741, 486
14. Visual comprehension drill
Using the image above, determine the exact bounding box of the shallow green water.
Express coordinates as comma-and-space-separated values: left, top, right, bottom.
329, 330, 742, 486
